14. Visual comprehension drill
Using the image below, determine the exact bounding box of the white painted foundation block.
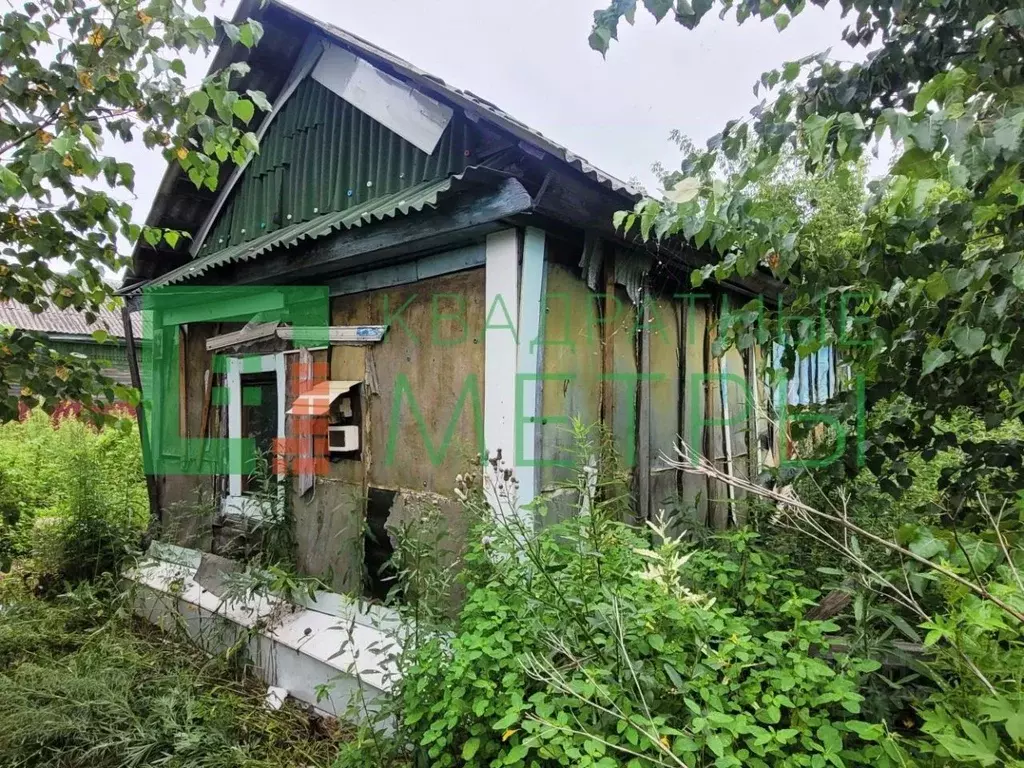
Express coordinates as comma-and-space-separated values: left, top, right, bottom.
125, 543, 404, 726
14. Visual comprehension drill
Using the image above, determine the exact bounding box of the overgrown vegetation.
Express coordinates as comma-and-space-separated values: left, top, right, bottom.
326, 424, 1022, 767
0, 411, 147, 589
0, 0, 268, 420
0, 581, 345, 768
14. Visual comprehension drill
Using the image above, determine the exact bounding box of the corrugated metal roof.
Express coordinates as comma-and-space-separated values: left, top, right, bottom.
200, 78, 475, 257
148, 169, 496, 287
0, 299, 135, 339
284, 2, 640, 198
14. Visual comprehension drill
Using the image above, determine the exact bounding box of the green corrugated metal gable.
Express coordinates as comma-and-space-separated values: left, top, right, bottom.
201, 78, 475, 254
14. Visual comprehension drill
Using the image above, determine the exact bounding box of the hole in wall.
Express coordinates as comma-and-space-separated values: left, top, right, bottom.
363, 487, 397, 602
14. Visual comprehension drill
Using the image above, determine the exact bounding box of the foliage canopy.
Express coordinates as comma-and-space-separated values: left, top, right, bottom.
0, 0, 265, 420
594, 0, 1024, 502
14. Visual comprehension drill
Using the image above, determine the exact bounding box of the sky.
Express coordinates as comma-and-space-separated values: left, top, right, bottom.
125, 0, 859, 231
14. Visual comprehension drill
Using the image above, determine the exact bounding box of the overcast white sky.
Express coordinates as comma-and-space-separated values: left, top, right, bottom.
126, 0, 857, 229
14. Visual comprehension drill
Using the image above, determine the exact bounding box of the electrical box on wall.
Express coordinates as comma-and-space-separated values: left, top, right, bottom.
325, 386, 361, 458
328, 425, 359, 453
286, 380, 363, 460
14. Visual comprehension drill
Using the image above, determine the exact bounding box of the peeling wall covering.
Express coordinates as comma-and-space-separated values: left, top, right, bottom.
152, 237, 784, 605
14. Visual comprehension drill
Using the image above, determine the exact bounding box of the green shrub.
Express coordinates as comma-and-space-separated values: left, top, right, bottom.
400, 513, 900, 768
0, 411, 147, 586
895, 559, 1024, 766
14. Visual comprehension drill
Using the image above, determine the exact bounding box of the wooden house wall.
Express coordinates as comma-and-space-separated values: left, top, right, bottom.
535, 259, 766, 531
151, 236, 773, 597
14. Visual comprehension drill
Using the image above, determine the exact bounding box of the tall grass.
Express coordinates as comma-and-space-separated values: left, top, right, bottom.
0, 584, 346, 768
0, 410, 148, 584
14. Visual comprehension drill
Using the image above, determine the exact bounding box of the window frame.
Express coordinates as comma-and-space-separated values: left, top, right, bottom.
224, 353, 287, 519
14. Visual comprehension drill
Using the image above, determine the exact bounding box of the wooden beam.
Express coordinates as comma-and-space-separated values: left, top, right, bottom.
600, 248, 617, 429
533, 171, 782, 299
122, 304, 163, 528
211, 179, 533, 287
637, 289, 652, 525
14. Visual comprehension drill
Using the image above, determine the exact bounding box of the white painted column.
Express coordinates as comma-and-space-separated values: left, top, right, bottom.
515, 227, 546, 510
484, 229, 519, 468
483, 228, 546, 525
227, 357, 243, 499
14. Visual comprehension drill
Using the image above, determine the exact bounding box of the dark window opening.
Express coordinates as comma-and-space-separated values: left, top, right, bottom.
364, 487, 397, 602
241, 372, 278, 496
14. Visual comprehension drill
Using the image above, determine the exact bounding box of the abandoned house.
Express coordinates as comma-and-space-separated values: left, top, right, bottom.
123, 0, 842, 709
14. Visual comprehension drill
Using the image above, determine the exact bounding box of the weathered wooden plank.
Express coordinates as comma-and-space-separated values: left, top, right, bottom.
608, 286, 638, 475
723, 343, 750, 524
648, 295, 681, 525
637, 295, 652, 525
538, 263, 602, 525
705, 300, 729, 529
680, 296, 709, 526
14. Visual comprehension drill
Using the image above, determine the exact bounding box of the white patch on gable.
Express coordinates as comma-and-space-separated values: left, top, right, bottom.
312, 43, 453, 156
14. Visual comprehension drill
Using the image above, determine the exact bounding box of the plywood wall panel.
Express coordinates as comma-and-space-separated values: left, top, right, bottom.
330, 268, 486, 495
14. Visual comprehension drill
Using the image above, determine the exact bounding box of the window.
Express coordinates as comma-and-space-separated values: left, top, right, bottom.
240, 372, 279, 495
225, 354, 286, 517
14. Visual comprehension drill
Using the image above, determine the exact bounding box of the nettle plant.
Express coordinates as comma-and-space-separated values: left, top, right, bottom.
401, 502, 900, 767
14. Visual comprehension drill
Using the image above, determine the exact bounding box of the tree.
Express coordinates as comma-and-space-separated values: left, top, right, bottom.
0, 0, 266, 421
595, 0, 1024, 506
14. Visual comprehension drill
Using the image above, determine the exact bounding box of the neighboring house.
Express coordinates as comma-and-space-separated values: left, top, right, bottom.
0, 296, 135, 390
125, 0, 841, 595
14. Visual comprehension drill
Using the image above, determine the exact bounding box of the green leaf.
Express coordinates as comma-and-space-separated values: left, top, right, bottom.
462, 736, 480, 760
802, 114, 835, 164
238, 23, 255, 49
91, 329, 109, 343
643, 0, 674, 22
189, 90, 210, 114
246, 89, 272, 112
774, 12, 790, 31
993, 111, 1024, 154
909, 528, 948, 559
706, 733, 726, 758
892, 147, 942, 179
924, 272, 950, 302
922, 348, 953, 376
0, 166, 21, 195
232, 99, 255, 124
952, 326, 985, 357
664, 177, 701, 204
164, 230, 180, 248
648, 633, 665, 651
